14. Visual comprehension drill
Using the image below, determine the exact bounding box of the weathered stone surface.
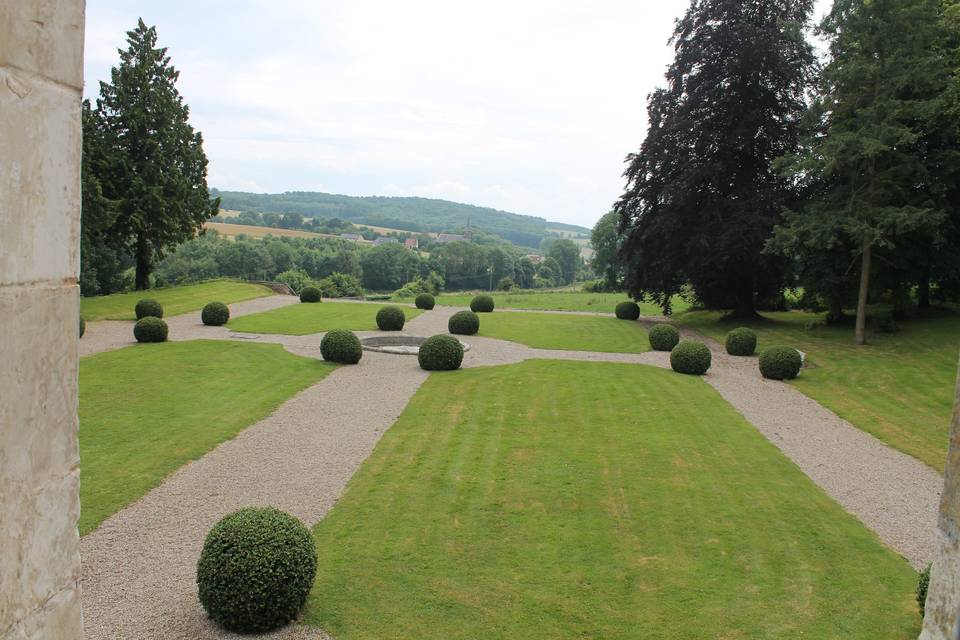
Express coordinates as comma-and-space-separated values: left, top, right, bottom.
0, 2, 84, 89
1, 586, 82, 640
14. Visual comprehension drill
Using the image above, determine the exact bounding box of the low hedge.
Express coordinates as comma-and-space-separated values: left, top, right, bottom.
134, 298, 163, 319
470, 295, 495, 313
725, 327, 757, 356
320, 329, 363, 364
133, 317, 168, 343
201, 301, 230, 326
448, 310, 480, 335
648, 324, 679, 351
758, 346, 802, 380
376, 305, 406, 331
415, 293, 436, 310
299, 286, 322, 303
197, 507, 317, 634
418, 334, 464, 371
615, 301, 641, 320
79, 317, 85, 339
670, 341, 711, 375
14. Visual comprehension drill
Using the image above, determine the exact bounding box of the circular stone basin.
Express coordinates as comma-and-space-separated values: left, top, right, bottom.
360, 335, 470, 355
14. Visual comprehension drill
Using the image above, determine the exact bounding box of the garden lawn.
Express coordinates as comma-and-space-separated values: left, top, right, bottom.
78, 340, 332, 535
227, 301, 422, 335
305, 360, 919, 640
80, 279, 272, 321
397, 291, 688, 315
679, 309, 960, 471
476, 311, 650, 353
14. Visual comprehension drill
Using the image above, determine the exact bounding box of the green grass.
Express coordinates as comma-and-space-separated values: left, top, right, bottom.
227, 301, 423, 335
304, 360, 919, 640
476, 312, 650, 353
78, 340, 332, 535
679, 309, 960, 471
396, 290, 688, 315
80, 279, 272, 321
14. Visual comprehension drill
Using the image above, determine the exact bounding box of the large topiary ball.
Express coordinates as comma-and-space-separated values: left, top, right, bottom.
376, 305, 406, 331
648, 324, 680, 351
448, 310, 480, 335
615, 301, 641, 320
758, 346, 802, 380
670, 341, 712, 375
79, 316, 86, 339
201, 301, 230, 326
415, 293, 436, 310
135, 298, 163, 320
418, 334, 465, 371
320, 329, 363, 364
197, 507, 317, 634
300, 286, 322, 303
470, 295, 495, 313
725, 327, 758, 356
133, 317, 168, 343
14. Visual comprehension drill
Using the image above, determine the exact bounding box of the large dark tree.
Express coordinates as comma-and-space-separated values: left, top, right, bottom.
614, 0, 816, 316
80, 100, 123, 296
96, 19, 218, 290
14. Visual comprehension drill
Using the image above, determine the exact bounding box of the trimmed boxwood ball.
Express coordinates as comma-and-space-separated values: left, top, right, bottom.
134, 298, 163, 319
299, 286, 321, 303
197, 507, 317, 634
670, 341, 712, 375
415, 293, 436, 310
201, 301, 230, 326
376, 305, 406, 331
615, 301, 641, 320
448, 310, 480, 336
725, 327, 757, 356
418, 334, 464, 371
133, 317, 168, 343
470, 295, 495, 313
79, 316, 85, 339
320, 329, 363, 364
648, 324, 679, 351
758, 345, 802, 380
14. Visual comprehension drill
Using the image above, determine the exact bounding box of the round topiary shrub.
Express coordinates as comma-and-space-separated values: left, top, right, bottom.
418, 334, 464, 371
376, 305, 406, 331
758, 346, 802, 380
648, 324, 680, 351
615, 301, 641, 320
133, 316, 168, 343
470, 295, 495, 313
135, 298, 163, 320
201, 301, 230, 326
670, 341, 712, 375
725, 327, 757, 356
299, 286, 321, 303
320, 329, 363, 364
415, 293, 436, 310
197, 507, 317, 634
448, 310, 480, 336
79, 317, 85, 339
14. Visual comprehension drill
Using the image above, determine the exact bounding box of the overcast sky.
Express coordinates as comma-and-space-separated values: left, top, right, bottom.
83, 1, 830, 229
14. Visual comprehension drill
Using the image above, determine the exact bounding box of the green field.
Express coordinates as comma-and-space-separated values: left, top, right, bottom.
80, 279, 272, 321
227, 301, 423, 335
396, 290, 688, 315
679, 309, 960, 471
79, 341, 331, 535
477, 312, 650, 353
305, 361, 918, 639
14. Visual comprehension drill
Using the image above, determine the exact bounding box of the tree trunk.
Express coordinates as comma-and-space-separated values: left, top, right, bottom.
135, 234, 152, 291
919, 274, 931, 309
854, 238, 872, 346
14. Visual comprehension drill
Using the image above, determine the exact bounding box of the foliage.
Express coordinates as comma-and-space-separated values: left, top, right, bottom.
448, 310, 480, 336
394, 272, 444, 298
134, 298, 163, 319
275, 269, 314, 295
615, 301, 640, 320
320, 329, 363, 364
648, 324, 680, 351
361, 243, 422, 291
470, 295, 495, 313
871, 310, 900, 334
417, 335, 465, 371
81, 280, 271, 321
79, 317, 86, 339
201, 302, 230, 326
497, 276, 516, 291
547, 239, 582, 285
917, 564, 931, 617
318, 272, 363, 298
725, 327, 758, 356
758, 346, 803, 380
415, 293, 436, 310
591, 211, 623, 291
376, 306, 406, 331
670, 341, 712, 375
300, 286, 322, 303
133, 316, 168, 343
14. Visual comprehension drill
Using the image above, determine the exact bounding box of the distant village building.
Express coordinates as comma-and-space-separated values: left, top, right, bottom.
373, 236, 399, 246
404, 237, 419, 249
435, 217, 474, 244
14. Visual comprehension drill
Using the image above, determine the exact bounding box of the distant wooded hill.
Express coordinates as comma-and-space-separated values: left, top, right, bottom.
212, 190, 591, 248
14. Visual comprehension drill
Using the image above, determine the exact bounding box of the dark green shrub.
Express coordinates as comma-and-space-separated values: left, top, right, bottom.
415, 293, 436, 310
917, 564, 931, 617
197, 507, 317, 634
448, 310, 480, 335
135, 298, 163, 319
79, 317, 85, 339
418, 334, 464, 371
670, 341, 712, 375
470, 295, 495, 313
201, 301, 230, 326
725, 327, 757, 356
320, 329, 363, 364
871, 309, 899, 333
133, 317, 168, 343
758, 346, 802, 380
299, 286, 322, 303
648, 324, 680, 351
376, 305, 406, 330
615, 301, 641, 320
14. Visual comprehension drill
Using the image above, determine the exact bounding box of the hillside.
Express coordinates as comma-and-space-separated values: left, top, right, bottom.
212, 189, 591, 248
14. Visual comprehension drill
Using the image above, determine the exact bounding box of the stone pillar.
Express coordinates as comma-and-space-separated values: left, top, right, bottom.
0, 2, 86, 639
921, 353, 960, 639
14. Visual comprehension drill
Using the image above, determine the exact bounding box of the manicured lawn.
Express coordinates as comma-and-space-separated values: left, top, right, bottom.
679, 309, 960, 471
80, 279, 272, 321
305, 361, 919, 639
397, 290, 688, 315
78, 341, 332, 535
476, 312, 650, 353
227, 301, 423, 335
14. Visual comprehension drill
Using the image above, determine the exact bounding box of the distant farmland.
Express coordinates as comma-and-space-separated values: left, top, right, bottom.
205, 222, 352, 241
